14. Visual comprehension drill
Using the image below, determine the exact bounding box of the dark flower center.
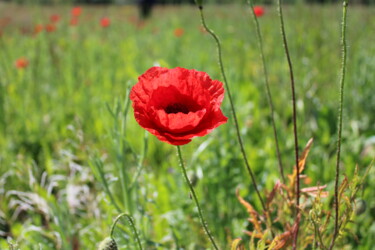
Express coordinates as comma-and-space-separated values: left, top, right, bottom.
165, 103, 189, 114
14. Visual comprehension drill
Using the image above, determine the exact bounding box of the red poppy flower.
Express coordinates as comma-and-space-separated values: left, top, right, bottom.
15, 57, 29, 69
34, 24, 44, 34
253, 6, 265, 17
130, 67, 228, 145
100, 17, 110, 28
45, 24, 56, 32
174, 28, 184, 37
50, 14, 60, 23
71, 7, 82, 17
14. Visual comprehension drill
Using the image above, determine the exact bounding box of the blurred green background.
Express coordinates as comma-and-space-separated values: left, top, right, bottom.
0, 1, 374, 249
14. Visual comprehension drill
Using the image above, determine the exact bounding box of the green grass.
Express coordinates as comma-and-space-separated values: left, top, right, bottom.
0, 2, 374, 249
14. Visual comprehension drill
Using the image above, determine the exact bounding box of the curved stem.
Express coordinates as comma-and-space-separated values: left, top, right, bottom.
176, 146, 219, 250
197, 5, 266, 211
276, 1, 300, 249
329, 1, 349, 249
110, 213, 143, 250
246, 0, 285, 183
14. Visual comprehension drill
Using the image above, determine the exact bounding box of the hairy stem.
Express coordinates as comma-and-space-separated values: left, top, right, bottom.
329, 1, 349, 249
276, 1, 300, 248
197, 4, 266, 211
247, 0, 285, 183
176, 146, 219, 250
110, 213, 143, 250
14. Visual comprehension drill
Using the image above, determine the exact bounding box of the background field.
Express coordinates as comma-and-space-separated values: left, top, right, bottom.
0, 2, 374, 249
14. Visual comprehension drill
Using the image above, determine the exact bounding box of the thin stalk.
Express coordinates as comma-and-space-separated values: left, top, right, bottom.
130, 131, 149, 189
246, 0, 285, 183
313, 220, 326, 249
197, 4, 266, 211
176, 146, 219, 250
110, 213, 143, 250
92, 159, 122, 213
120, 96, 133, 213
329, 1, 349, 249
276, 1, 300, 248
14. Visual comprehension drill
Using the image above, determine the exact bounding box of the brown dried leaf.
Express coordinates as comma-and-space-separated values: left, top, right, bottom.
301, 185, 328, 197
236, 189, 263, 234
338, 176, 349, 200
267, 180, 281, 206
301, 185, 327, 193
268, 230, 293, 250
288, 138, 314, 193
244, 231, 264, 239
231, 238, 244, 250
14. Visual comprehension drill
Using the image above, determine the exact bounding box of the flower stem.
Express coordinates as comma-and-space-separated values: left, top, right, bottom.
246, 0, 285, 183
329, 1, 349, 249
110, 213, 143, 250
197, 4, 266, 212
276, 1, 300, 248
176, 146, 219, 250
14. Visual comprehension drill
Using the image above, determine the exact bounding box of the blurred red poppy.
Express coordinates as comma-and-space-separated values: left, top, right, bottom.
34, 24, 44, 34
253, 6, 265, 17
15, 57, 29, 69
71, 7, 82, 17
174, 28, 184, 37
100, 17, 110, 28
45, 24, 56, 32
50, 14, 60, 23
130, 67, 228, 145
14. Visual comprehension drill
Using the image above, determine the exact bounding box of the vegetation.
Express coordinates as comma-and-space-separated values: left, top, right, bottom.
0, 2, 374, 249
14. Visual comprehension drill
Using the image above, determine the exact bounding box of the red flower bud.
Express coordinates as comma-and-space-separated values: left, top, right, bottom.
15, 57, 29, 69
71, 7, 82, 17
174, 28, 184, 37
100, 17, 111, 28
253, 6, 265, 17
45, 24, 56, 32
50, 14, 60, 23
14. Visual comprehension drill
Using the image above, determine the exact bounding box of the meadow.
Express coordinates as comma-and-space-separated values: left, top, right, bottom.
0, 2, 374, 249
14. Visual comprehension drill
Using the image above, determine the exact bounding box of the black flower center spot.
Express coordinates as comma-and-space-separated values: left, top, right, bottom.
165, 103, 189, 114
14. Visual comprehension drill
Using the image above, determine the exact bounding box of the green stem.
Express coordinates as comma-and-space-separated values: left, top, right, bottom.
176, 146, 219, 250
130, 131, 149, 189
329, 1, 348, 249
247, 0, 285, 183
121, 96, 133, 213
110, 213, 143, 250
198, 4, 266, 212
276, 1, 300, 248
92, 159, 122, 213
313, 220, 326, 249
